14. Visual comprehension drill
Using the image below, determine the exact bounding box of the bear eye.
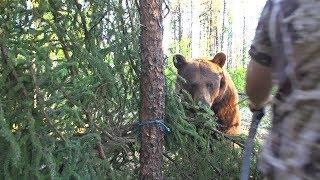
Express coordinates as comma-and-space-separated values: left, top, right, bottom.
190, 83, 197, 90
207, 83, 214, 89
184, 83, 196, 93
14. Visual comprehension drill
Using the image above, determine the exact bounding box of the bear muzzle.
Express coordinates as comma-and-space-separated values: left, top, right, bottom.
197, 100, 211, 110
193, 88, 214, 108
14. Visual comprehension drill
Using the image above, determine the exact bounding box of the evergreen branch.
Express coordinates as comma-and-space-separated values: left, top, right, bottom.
208, 161, 222, 177
0, 44, 28, 97
163, 152, 193, 180
235, 97, 249, 107
30, 61, 68, 143
0, 102, 21, 165
238, 92, 247, 96
73, 0, 90, 46
125, 0, 136, 33
116, 4, 140, 77
58, 87, 122, 160
188, 116, 246, 149
134, 0, 140, 14
47, 0, 78, 76
209, 127, 245, 149
58, 87, 123, 143
89, 11, 109, 33
94, 123, 135, 145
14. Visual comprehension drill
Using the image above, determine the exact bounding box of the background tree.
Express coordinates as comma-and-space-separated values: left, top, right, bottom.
170, 0, 183, 52
226, 0, 234, 68
242, 15, 247, 67
188, 0, 193, 56
220, 0, 226, 51
199, 0, 222, 56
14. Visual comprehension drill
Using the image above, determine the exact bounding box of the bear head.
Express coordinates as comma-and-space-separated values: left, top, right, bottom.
173, 52, 227, 108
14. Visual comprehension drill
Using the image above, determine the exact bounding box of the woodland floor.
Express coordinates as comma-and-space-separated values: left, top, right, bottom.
240, 105, 272, 142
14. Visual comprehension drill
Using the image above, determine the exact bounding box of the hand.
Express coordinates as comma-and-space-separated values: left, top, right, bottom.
248, 95, 273, 112
248, 100, 264, 112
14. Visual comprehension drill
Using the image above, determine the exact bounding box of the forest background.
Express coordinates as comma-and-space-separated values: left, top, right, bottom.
163, 0, 266, 67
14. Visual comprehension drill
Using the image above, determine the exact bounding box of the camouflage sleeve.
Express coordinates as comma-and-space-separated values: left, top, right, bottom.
249, 0, 273, 67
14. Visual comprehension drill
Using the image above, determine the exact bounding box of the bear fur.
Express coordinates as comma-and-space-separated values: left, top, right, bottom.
173, 52, 241, 135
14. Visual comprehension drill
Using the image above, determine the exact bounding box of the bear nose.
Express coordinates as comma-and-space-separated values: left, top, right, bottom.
198, 100, 210, 109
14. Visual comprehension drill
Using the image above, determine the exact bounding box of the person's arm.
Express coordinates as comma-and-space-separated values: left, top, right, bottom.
246, 0, 273, 110
246, 60, 272, 110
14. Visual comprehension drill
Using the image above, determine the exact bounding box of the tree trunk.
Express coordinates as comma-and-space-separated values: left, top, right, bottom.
189, 0, 193, 56
226, 3, 233, 68
215, 26, 219, 54
178, 0, 182, 51
242, 15, 246, 67
227, 30, 233, 68
173, 14, 178, 43
221, 0, 226, 51
209, 0, 213, 54
138, 0, 165, 179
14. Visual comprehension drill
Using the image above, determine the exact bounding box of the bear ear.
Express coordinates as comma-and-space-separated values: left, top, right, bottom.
211, 52, 226, 67
173, 54, 187, 69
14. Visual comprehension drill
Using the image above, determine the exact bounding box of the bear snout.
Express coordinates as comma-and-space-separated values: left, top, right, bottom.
198, 100, 211, 110
193, 88, 213, 107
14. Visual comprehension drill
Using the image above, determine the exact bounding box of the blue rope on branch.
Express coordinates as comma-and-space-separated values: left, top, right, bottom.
136, 119, 171, 133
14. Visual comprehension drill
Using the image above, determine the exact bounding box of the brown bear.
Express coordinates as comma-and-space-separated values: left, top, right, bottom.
173, 52, 241, 135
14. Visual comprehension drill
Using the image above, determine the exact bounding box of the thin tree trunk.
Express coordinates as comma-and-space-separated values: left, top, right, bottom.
208, 20, 212, 54
139, 0, 165, 179
209, 0, 213, 54
227, 31, 233, 68
173, 16, 178, 42
242, 15, 246, 67
221, 0, 226, 51
227, 8, 233, 68
189, 0, 193, 56
215, 26, 219, 54
178, 0, 182, 51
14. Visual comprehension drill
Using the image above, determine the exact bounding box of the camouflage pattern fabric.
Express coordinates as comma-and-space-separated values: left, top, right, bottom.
249, 0, 320, 179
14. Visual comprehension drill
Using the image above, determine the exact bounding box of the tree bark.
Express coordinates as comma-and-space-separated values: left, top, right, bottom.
138, 0, 165, 179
